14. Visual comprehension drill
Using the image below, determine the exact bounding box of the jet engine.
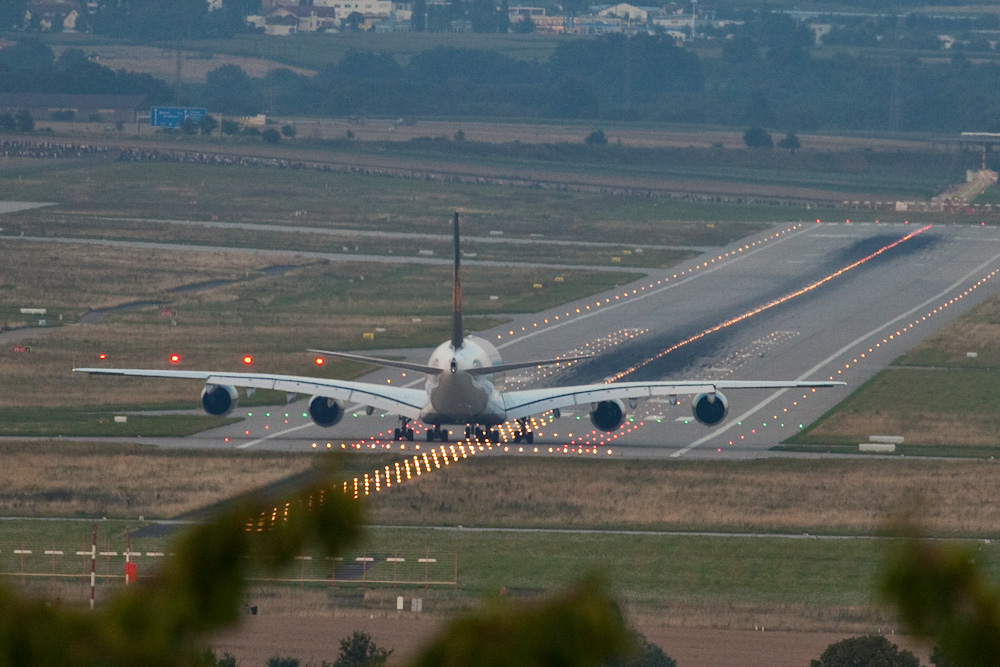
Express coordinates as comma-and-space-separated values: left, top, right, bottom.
589, 399, 626, 432
309, 395, 345, 428
202, 384, 238, 416
692, 391, 728, 426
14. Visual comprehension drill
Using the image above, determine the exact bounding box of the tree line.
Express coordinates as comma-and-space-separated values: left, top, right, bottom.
1, 34, 998, 135
198, 36, 999, 133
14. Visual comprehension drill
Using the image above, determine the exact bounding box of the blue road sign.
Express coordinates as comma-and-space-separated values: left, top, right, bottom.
150, 107, 208, 128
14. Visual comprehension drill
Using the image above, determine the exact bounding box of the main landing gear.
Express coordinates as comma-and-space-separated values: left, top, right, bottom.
511, 418, 534, 445
465, 425, 501, 443
426, 426, 449, 442
394, 418, 414, 441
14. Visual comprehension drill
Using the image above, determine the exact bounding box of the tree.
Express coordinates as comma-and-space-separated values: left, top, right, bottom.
743, 127, 772, 148
267, 656, 300, 667
470, 0, 497, 33
512, 14, 534, 33
881, 527, 1000, 667
809, 635, 920, 667
15, 109, 33, 132
204, 65, 259, 115
199, 114, 219, 136
585, 129, 608, 145
281, 123, 296, 138
497, 0, 510, 32
549, 77, 599, 119
607, 631, 676, 667
261, 127, 281, 143
777, 132, 800, 150
343, 11, 365, 32
220, 119, 241, 135
181, 118, 199, 135
331, 631, 392, 667
0, 0, 27, 30
411, 0, 426, 31
0, 113, 15, 132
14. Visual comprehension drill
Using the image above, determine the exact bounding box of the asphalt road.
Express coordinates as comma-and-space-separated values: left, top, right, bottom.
115, 221, 1000, 460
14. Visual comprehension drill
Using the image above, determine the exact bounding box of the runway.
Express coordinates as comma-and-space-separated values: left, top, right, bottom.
123, 221, 1000, 460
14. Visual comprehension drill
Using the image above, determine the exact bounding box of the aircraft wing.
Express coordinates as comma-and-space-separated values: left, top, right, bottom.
501, 379, 845, 420
73, 368, 427, 419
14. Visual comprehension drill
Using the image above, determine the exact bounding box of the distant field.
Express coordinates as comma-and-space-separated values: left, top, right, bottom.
40, 32, 563, 73
1, 160, 775, 245
185, 32, 563, 69
48, 43, 317, 84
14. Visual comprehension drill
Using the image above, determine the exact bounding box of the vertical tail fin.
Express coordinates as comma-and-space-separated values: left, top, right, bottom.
451, 212, 464, 351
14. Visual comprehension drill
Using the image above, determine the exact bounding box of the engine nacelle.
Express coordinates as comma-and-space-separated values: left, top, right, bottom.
308, 395, 345, 428
692, 391, 729, 426
589, 399, 626, 432
202, 384, 238, 416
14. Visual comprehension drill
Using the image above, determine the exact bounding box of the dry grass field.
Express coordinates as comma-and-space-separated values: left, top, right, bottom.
5, 441, 1000, 539
0, 441, 313, 518
364, 455, 1000, 537
51, 45, 317, 83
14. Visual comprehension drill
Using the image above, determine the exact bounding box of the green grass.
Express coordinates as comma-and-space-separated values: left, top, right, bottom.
2, 517, 993, 611
976, 184, 1000, 206
357, 527, 897, 605
788, 367, 1000, 450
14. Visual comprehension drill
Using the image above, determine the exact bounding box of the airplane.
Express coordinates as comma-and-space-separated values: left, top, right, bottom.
75, 213, 845, 445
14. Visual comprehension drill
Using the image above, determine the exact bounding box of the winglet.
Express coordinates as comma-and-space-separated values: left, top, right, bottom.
451, 211, 464, 351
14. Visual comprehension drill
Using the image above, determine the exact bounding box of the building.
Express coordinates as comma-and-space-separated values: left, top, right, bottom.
0, 93, 147, 124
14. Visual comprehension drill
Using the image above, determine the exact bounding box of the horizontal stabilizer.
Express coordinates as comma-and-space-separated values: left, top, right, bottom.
308, 349, 443, 375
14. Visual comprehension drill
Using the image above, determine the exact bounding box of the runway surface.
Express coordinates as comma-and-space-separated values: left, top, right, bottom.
116, 221, 1000, 460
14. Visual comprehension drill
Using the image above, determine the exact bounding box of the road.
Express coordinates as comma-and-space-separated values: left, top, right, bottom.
100, 221, 1000, 460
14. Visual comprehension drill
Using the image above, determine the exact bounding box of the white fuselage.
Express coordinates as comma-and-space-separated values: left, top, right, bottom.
419, 335, 506, 426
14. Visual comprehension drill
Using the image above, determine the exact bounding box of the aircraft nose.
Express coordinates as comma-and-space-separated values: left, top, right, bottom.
450, 360, 458, 373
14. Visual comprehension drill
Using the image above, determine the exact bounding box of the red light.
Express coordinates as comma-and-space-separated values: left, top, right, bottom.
242, 355, 253, 365
169, 354, 180, 364
98, 353, 107, 360
314, 357, 325, 366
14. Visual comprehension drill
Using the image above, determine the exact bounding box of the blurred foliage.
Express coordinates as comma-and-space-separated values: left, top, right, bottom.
0, 458, 632, 667
331, 631, 393, 667
411, 574, 628, 667
0, 461, 362, 667
881, 524, 1000, 667
809, 635, 919, 667
607, 631, 676, 667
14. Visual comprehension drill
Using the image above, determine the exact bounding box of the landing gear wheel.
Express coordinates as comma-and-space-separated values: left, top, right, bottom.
406, 428, 414, 441
441, 430, 449, 442
394, 428, 402, 441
